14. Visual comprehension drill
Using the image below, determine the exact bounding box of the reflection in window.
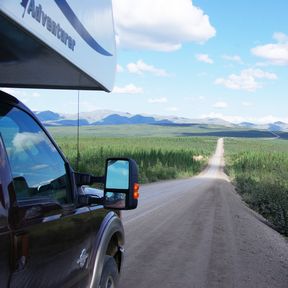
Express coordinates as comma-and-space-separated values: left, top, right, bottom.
105, 192, 126, 209
106, 160, 129, 189
0, 104, 69, 204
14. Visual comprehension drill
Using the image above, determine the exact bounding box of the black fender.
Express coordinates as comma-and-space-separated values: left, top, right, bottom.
89, 211, 124, 288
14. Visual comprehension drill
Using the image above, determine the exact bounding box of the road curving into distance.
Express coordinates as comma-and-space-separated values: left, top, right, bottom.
119, 138, 288, 288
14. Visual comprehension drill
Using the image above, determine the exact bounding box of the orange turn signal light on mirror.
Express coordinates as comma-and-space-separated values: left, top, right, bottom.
133, 183, 140, 200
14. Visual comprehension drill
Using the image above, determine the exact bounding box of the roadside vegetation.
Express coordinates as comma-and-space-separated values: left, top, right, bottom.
225, 138, 288, 236
53, 135, 216, 184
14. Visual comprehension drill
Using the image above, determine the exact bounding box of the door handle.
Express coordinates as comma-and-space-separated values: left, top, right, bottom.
13, 233, 29, 271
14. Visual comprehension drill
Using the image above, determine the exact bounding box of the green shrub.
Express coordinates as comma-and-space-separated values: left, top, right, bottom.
225, 139, 288, 235
55, 136, 215, 184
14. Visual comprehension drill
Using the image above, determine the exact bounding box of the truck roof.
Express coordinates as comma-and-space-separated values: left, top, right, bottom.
0, 1, 116, 91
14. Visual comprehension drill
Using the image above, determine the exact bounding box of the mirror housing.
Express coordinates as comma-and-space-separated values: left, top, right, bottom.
104, 158, 139, 210
75, 173, 104, 186
78, 194, 103, 206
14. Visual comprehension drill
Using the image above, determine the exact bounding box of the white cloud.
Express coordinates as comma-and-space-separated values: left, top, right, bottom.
127, 60, 169, 76
13, 132, 50, 152
214, 68, 277, 92
113, 0, 216, 52
273, 32, 288, 43
213, 101, 228, 109
196, 54, 214, 64
251, 32, 288, 65
117, 64, 124, 72
112, 84, 143, 94
255, 62, 270, 67
148, 97, 168, 103
222, 55, 243, 64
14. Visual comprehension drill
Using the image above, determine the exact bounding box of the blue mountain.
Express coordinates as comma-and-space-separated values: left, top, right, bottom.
36, 111, 61, 121
94, 114, 173, 125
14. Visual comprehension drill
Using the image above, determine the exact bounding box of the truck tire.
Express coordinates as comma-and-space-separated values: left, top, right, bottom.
99, 256, 119, 288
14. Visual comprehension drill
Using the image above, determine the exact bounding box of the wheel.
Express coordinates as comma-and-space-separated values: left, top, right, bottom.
99, 256, 119, 288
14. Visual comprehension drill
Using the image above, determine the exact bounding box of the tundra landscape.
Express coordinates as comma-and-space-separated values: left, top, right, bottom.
49, 126, 288, 287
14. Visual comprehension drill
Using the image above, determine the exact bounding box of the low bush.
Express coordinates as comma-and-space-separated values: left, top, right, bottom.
225, 140, 288, 236
55, 137, 215, 184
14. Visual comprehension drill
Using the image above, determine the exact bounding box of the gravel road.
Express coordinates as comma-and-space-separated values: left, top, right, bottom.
119, 138, 288, 288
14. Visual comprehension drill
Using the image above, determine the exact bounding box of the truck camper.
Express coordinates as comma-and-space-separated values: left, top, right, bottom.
0, 1, 138, 287
0, 0, 116, 90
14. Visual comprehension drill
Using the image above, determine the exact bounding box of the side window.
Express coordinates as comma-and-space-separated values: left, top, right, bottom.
0, 104, 70, 204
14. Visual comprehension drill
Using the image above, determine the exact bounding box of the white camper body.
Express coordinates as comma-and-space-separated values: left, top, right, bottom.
0, 0, 116, 91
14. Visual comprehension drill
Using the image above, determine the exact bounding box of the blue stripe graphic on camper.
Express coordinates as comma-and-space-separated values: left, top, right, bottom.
54, 0, 112, 56
21, 0, 29, 8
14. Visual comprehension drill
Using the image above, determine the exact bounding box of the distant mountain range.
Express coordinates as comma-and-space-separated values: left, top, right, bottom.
238, 121, 288, 131
34, 110, 288, 132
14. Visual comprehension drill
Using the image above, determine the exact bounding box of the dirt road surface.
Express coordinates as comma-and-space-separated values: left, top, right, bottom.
119, 138, 288, 288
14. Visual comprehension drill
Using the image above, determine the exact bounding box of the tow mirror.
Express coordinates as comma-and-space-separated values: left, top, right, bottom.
104, 158, 139, 210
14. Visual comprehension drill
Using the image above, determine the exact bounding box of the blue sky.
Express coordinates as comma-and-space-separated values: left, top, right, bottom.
4, 0, 288, 124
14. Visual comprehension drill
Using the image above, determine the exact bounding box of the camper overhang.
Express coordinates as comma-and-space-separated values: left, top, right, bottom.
0, 0, 116, 91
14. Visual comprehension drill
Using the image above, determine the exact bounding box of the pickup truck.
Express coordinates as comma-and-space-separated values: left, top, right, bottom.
0, 90, 139, 288
0, 1, 139, 287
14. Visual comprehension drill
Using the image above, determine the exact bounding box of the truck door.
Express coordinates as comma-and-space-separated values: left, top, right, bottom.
0, 134, 12, 288
0, 103, 105, 288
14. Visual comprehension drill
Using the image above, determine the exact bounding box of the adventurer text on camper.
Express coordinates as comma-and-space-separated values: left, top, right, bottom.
21, 0, 76, 51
